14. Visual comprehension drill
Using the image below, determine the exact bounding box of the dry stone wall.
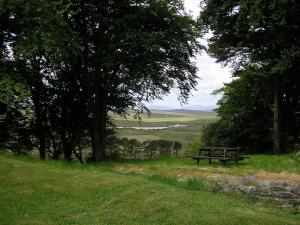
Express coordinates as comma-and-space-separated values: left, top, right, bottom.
208, 174, 300, 207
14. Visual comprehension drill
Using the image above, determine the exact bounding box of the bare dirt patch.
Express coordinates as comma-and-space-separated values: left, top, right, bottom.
255, 171, 300, 183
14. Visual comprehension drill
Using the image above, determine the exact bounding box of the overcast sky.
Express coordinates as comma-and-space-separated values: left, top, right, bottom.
146, 0, 232, 108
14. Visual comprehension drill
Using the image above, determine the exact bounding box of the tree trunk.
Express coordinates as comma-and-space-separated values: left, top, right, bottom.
91, 85, 106, 162
32, 58, 46, 160
60, 104, 73, 161
73, 143, 83, 163
50, 133, 61, 160
61, 132, 73, 161
37, 117, 46, 159
273, 88, 281, 154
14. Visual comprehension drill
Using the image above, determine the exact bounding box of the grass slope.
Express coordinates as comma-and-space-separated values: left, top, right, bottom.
1, 155, 299, 225
110, 154, 300, 179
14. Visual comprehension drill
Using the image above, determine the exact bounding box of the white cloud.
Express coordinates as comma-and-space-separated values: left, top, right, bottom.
146, 0, 233, 108
184, 0, 201, 19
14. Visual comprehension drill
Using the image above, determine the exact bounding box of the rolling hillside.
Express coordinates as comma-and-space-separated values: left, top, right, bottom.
109, 110, 218, 152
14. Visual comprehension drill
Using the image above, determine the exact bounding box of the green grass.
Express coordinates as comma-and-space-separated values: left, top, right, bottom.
241, 154, 300, 174
109, 154, 300, 178
1, 154, 300, 225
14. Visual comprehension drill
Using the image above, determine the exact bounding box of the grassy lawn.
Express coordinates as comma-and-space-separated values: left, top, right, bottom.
109, 154, 300, 181
1, 154, 300, 225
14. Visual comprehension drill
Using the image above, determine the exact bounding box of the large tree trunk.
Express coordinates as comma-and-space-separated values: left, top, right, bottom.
91, 85, 107, 162
60, 104, 73, 161
73, 143, 84, 163
32, 58, 46, 160
61, 131, 73, 161
36, 112, 46, 159
50, 133, 61, 160
273, 88, 281, 154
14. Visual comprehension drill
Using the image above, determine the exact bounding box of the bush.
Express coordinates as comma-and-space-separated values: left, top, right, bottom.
187, 138, 204, 156
201, 120, 232, 147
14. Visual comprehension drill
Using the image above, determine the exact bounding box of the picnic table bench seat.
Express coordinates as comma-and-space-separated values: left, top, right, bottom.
192, 147, 249, 165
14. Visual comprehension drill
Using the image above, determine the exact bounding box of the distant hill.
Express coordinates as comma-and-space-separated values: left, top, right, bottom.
181, 105, 216, 111
160, 109, 217, 116
147, 105, 174, 110
147, 104, 216, 112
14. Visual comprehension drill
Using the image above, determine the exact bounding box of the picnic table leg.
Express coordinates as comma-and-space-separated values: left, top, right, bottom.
197, 159, 199, 165
209, 159, 212, 164
235, 148, 239, 164
221, 160, 226, 166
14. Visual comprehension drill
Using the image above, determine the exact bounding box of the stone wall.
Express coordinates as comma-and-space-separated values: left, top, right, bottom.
208, 174, 300, 208
239, 179, 300, 206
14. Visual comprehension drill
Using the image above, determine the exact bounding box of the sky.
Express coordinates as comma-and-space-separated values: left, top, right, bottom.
146, 0, 232, 109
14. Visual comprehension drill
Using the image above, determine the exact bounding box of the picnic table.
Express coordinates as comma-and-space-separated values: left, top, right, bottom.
192, 147, 249, 165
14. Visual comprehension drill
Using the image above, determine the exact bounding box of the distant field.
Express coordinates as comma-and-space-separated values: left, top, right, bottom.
111, 110, 218, 152
117, 127, 203, 151
111, 110, 217, 125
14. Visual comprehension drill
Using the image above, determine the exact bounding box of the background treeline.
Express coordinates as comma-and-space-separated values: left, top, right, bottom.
199, 0, 300, 154
107, 138, 182, 160
0, 0, 201, 162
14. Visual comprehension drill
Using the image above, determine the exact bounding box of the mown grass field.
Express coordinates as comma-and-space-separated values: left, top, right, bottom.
111, 110, 218, 150
1, 154, 300, 225
111, 154, 300, 180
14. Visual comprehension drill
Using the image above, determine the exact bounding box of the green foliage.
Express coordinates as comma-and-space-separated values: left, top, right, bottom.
187, 138, 204, 155
201, 120, 232, 147
199, 0, 300, 152
184, 177, 206, 191
1, 0, 202, 161
107, 138, 182, 160
200, 0, 300, 68
201, 69, 273, 152
0, 76, 28, 108
0, 76, 33, 154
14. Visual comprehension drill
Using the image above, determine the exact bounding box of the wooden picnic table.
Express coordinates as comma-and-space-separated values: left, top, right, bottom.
192, 147, 249, 165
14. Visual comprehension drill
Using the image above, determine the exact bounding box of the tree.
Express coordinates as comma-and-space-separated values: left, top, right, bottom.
1, 0, 202, 162
0, 76, 33, 154
202, 67, 273, 152
172, 141, 182, 156
1, 0, 82, 160
199, 0, 300, 153
65, 0, 202, 161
